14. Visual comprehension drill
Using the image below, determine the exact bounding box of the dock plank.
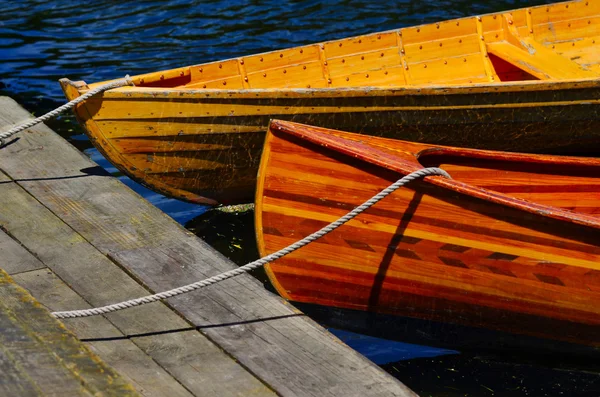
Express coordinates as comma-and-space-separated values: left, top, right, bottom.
0, 96, 415, 397
0, 226, 46, 275
0, 167, 274, 396
0, 345, 44, 397
0, 268, 138, 397
111, 244, 401, 396
12, 269, 195, 397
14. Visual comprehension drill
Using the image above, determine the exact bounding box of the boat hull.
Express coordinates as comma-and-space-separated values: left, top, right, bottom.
256, 120, 600, 349
62, 80, 600, 204
61, 0, 600, 204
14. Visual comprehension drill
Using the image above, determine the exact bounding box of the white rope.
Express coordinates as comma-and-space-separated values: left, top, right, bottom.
52, 167, 451, 319
0, 76, 134, 147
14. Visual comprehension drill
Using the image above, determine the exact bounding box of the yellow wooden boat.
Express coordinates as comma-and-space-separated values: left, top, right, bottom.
61, 0, 600, 205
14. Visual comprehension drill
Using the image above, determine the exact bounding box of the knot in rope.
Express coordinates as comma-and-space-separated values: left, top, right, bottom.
0, 75, 134, 148
52, 167, 451, 319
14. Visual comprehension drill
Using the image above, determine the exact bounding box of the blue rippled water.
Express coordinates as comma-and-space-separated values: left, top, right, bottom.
4, 1, 600, 396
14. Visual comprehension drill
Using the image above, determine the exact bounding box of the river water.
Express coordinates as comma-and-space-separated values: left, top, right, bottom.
2, 1, 599, 395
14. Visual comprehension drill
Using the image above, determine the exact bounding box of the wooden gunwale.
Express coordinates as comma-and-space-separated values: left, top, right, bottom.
266, 120, 600, 231
84, 78, 600, 98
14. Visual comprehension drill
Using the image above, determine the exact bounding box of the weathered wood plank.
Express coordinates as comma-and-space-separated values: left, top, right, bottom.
0, 166, 274, 396
0, 223, 46, 275
0, 268, 139, 396
0, 343, 45, 397
0, 96, 415, 396
12, 269, 196, 397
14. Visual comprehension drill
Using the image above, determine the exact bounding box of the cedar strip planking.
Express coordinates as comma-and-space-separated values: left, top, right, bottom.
257, 120, 600, 348
273, 272, 600, 346
262, 240, 600, 323
261, 216, 600, 292
262, 193, 600, 257
266, 254, 600, 325
0, 154, 273, 397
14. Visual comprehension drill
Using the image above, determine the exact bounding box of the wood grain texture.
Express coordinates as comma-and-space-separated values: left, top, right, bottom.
0, 228, 46, 275
256, 120, 600, 348
60, 0, 600, 205
0, 97, 415, 397
12, 269, 196, 397
0, 98, 276, 397
0, 154, 273, 397
0, 268, 139, 397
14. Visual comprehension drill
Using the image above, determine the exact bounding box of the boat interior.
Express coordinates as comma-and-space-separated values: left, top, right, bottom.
114, 0, 600, 91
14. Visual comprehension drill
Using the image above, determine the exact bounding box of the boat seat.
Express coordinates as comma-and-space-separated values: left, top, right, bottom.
486, 38, 600, 80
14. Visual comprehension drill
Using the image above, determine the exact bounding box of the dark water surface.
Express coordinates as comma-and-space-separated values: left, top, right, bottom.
2, 1, 600, 396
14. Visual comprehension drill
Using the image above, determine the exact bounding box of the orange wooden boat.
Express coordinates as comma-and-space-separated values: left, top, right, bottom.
61, 0, 600, 205
256, 120, 600, 350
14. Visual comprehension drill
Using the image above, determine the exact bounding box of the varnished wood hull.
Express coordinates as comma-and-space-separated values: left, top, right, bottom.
61, 0, 600, 204
256, 120, 600, 348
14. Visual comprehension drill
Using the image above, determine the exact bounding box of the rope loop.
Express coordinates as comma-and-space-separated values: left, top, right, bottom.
0, 75, 133, 148
52, 167, 451, 319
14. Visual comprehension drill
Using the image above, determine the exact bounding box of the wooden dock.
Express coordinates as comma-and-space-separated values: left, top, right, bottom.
0, 267, 139, 396
0, 97, 415, 397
